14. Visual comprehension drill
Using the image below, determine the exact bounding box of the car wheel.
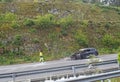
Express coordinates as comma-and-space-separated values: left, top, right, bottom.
71, 57, 76, 60
94, 52, 98, 56
71, 55, 77, 60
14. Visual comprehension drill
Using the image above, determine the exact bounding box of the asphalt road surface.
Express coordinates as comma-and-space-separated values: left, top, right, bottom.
0, 54, 118, 82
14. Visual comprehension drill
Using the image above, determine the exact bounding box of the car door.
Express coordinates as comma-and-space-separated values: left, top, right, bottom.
83, 49, 91, 58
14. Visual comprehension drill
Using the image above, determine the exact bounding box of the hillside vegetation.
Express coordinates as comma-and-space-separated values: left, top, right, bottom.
0, 1, 120, 65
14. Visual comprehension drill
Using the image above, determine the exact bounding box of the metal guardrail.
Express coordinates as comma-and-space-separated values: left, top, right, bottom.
0, 59, 117, 82
64, 70, 120, 82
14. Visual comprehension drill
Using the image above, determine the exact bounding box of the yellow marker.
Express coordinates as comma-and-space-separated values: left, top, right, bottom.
39, 51, 43, 56
39, 51, 44, 62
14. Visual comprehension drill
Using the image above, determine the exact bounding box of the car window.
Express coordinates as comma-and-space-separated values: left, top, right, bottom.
87, 49, 91, 51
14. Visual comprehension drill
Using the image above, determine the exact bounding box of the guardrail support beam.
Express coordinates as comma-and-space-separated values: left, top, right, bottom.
12, 73, 15, 82
72, 66, 76, 77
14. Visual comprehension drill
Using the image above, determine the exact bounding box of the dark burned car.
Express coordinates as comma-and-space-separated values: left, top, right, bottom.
70, 48, 98, 60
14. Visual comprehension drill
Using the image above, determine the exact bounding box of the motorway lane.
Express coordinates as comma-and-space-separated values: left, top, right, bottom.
0, 60, 118, 82
0, 54, 117, 74
0, 54, 117, 82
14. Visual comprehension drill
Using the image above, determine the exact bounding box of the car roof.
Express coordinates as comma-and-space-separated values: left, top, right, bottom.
79, 48, 96, 51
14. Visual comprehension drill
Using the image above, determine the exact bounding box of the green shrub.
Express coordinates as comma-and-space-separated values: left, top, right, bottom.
99, 48, 112, 54
60, 29, 68, 36
90, 6, 98, 12
105, 22, 110, 29
32, 38, 39, 43
102, 34, 120, 49
80, 20, 89, 27
35, 14, 55, 29
58, 15, 73, 29
11, 21, 20, 29
74, 30, 88, 47
99, 6, 120, 12
48, 32, 58, 40
118, 11, 120, 15
0, 41, 3, 47
102, 34, 112, 47
23, 18, 34, 27
23, 55, 31, 61
4, 12, 17, 22
0, 0, 13, 2
0, 57, 6, 65
0, 15, 4, 22
82, 0, 88, 3
57, 15, 73, 36
12, 35, 22, 45
29, 28, 37, 33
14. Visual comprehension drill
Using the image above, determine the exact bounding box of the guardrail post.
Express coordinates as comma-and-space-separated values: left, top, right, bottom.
12, 73, 16, 82
101, 79, 105, 82
50, 76, 52, 81
66, 74, 68, 79
101, 79, 111, 82
107, 79, 111, 82
72, 66, 76, 77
